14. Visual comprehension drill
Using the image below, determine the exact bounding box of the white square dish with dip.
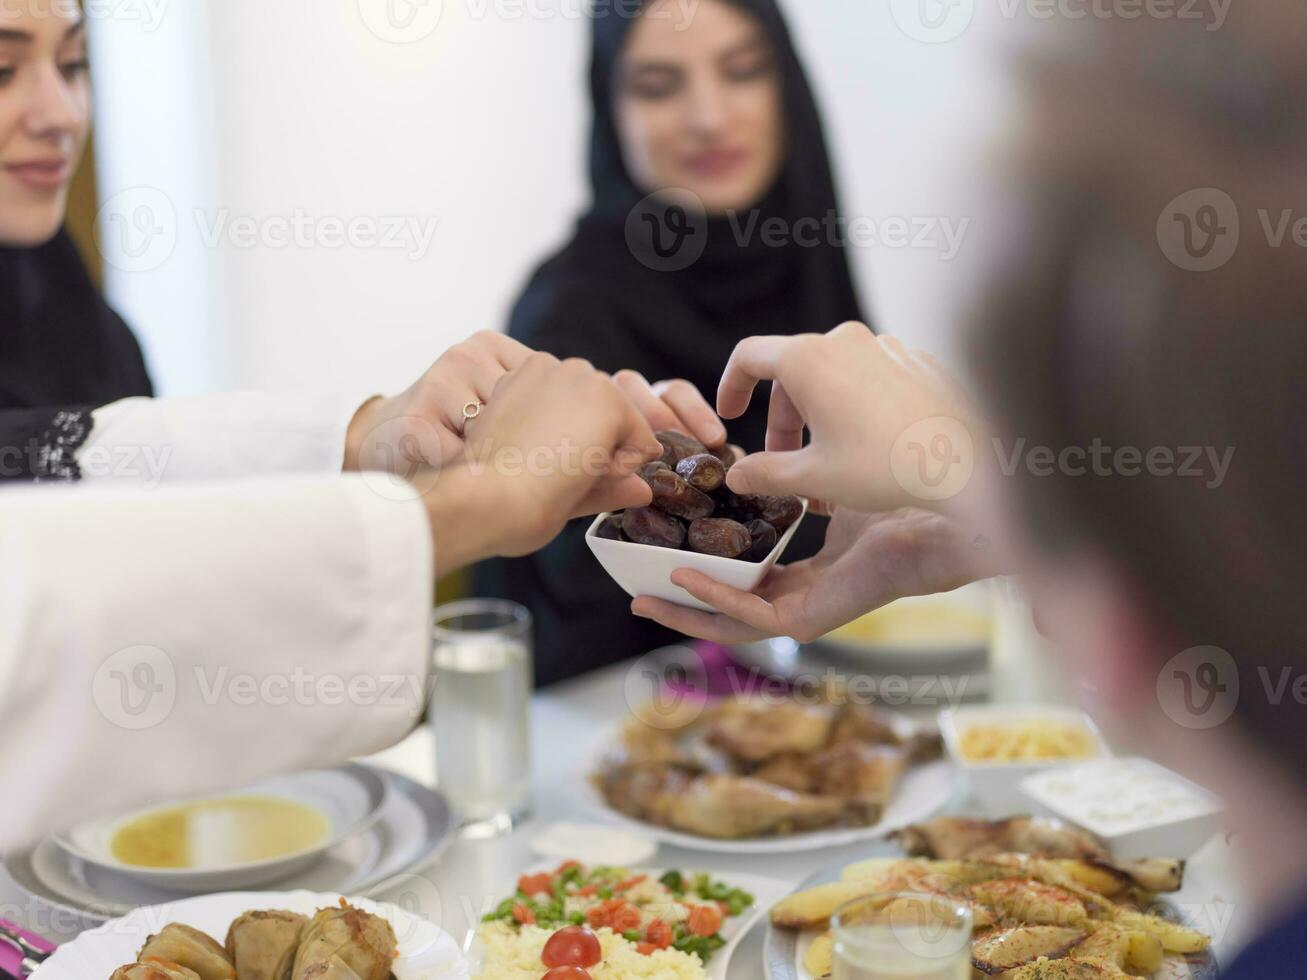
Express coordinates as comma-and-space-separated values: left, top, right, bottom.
1021, 756, 1226, 858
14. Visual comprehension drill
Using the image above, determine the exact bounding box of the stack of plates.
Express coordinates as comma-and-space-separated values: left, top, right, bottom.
1, 764, 453, 923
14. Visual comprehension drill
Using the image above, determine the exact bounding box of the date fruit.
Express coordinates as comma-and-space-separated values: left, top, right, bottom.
676, 453, 727, 493
622, 507, 686, 550
687, 518, 752, 559
712, 444, 743, 471
732, 493, 804, 530
638, 461, 671, 482
656, 430, 707, 468
742, 519, 779, 562
645, 466, 715, 520
595, 513, 625, 541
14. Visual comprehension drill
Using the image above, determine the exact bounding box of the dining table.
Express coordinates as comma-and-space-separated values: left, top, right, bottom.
1, 587, 1256, 977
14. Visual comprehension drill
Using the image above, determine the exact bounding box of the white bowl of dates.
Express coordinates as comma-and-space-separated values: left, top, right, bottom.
586, 430, 807, 612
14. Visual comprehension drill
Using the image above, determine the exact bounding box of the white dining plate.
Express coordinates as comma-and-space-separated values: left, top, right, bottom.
465, 867, 788, 980
34, 889, 468, 980
4, 768, 454, 923
584, 717, 959, 854
54, 764, 389, 892
762, 843, 1220, 980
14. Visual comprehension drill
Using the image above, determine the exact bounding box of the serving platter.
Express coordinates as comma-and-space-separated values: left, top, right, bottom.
585, 757, 956, 855
585, 702, 959, 855
464, 865, 789, 980
3, 768, 453, 923
34, 889, 467, 980
761, 841, 1220, 980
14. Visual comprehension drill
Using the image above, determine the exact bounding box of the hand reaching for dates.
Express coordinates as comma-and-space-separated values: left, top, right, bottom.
460, 353, 662, 558
716, 322, 986, 515
597, 430, 803, 563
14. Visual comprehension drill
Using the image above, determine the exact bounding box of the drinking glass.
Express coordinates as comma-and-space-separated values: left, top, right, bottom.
831, 892, 973, 980
430, 599, 532, 838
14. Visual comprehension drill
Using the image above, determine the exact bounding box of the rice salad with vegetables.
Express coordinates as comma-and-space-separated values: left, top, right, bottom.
475, 861, 754, 980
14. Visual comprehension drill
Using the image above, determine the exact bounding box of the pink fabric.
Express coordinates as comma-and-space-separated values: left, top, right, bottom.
0, 918, 55, 977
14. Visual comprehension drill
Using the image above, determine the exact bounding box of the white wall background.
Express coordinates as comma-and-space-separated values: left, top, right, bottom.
88, 0, 1013, 397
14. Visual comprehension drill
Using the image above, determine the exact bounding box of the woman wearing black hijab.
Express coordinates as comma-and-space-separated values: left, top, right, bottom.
475, 0, 867, 684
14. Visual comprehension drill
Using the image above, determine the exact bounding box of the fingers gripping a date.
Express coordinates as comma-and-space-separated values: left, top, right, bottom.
600, 430, 801, 563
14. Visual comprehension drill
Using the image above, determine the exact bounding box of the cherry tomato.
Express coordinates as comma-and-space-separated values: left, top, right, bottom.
541, 968, 592, 980
608, 903, 643, 933
512, 903, 536, 925
518, 873, 553, 896
686, 904, 723, 937
542, 926, 602, 969
644, 919, 673, 950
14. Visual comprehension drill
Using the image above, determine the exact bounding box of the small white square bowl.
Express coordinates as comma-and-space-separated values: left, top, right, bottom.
585, 502, 807, 612
938, 704, 1112, 813
1021, 757, 1226, 859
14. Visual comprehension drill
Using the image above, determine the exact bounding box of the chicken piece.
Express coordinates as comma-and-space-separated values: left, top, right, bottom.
971, 926, 1086, 975
894, 817, 1111, 862
668, 774, 847, 838
617, 717, 688, 766
594, 762, 692, 826
826, 701, 900, 746
704, 698, 835, 761
753, 752, 816, 793
812, 742, 907, 817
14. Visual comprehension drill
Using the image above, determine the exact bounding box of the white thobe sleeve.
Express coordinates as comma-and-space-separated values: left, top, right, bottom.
0, 474, 432, 851
76, 392, 372, 486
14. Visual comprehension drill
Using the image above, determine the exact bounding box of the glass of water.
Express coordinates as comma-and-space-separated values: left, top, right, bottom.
831, 893, 973, 980
431, 599, 532, 839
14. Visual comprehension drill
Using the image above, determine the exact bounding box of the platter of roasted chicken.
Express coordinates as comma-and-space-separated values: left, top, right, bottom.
33, 891, 468, 980
589, 685, 956, 852
764, 816, 1216, 980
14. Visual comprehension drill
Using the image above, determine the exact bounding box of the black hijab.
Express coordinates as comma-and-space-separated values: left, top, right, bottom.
479, 0, 867, 682
513, 0, 865, 381
0, 229, 152, 411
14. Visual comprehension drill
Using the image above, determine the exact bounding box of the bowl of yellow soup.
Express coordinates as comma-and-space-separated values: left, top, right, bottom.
53, 764, 388, 891
816, 583, 993, 674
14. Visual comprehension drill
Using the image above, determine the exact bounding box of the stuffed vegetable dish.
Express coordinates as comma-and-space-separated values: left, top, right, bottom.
108, 900, 398, 980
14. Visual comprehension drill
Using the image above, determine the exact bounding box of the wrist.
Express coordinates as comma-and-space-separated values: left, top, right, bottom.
416, 463, 514, 575
343, 396, 386, 472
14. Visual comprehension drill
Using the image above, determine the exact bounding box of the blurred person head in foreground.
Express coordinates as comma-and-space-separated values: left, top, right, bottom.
477, 0, 866, 682
966, 5, 1307, 968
